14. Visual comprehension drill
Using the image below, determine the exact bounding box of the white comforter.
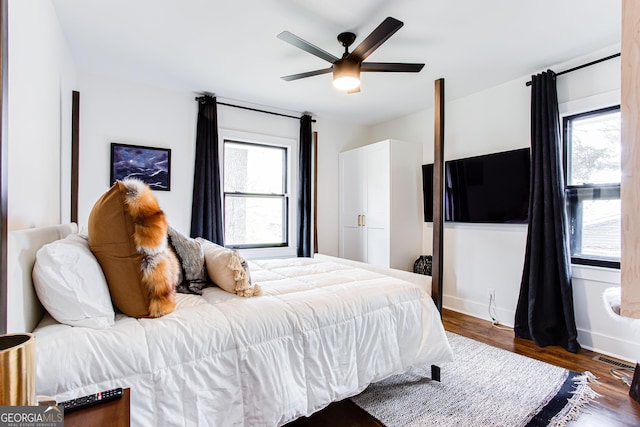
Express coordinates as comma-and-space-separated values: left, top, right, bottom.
34, 257, 453, 426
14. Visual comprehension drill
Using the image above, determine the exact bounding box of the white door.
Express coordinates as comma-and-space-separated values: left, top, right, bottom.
339, 149, 365, 262
364, 144, 390, 267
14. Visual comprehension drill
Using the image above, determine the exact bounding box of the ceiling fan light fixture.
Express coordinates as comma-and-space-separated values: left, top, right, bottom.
333, 61, 360, 91
333, 75, 360, 91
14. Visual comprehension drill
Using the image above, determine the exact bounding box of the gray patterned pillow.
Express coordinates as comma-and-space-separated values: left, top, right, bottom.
167, 227, 208, 295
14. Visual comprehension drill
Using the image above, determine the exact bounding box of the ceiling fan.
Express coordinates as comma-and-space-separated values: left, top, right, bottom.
278, 17, 425, 93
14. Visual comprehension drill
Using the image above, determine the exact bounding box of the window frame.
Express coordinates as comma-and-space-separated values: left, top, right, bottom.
223, 140, 288, 249
218, 129, 298, 259
562, 104, 621, 269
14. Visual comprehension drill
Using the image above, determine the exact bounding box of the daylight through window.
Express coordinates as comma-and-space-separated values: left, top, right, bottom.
223, 140, 288, 248
563, 105, 620, 268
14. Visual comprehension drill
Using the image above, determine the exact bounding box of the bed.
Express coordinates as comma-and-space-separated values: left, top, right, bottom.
7, 223, 453, 426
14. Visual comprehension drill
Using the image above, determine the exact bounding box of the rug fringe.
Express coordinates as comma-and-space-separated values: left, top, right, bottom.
548, 371, 601, 427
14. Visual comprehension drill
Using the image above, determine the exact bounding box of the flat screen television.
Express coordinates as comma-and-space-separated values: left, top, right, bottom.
423, 148, 530, 224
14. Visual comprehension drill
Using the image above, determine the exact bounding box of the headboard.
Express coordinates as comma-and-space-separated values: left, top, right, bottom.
6, 223, 78, 333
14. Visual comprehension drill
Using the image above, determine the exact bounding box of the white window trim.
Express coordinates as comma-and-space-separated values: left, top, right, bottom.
560, 88, 621, 271
218, 128, 298, 259
558, 89, 620, 120
571, 264, 620, 285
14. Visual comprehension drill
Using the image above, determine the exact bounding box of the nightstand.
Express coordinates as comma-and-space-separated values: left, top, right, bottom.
64, 388, 130, 427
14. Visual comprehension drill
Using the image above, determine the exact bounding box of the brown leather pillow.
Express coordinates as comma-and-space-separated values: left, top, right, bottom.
88, 179, 179, 318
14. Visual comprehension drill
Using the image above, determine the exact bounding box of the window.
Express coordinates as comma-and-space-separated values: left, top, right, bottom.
563, 105, 620, 268
222, 139, 290, 249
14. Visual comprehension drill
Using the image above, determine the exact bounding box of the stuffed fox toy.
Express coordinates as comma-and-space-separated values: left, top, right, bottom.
88, 178, 179, 318
122, 178, 180, 316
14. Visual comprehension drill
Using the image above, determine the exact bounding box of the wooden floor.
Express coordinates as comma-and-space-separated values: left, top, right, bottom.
288, 309, 640, 427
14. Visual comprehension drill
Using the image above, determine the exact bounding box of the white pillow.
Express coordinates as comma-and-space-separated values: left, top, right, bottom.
32, 234, 115, 328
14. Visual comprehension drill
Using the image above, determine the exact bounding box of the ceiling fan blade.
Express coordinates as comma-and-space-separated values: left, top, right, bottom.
277, 31, 339, 64
347, 17, 403, 62
280, 68, 333, 81
361, 62, 425, 72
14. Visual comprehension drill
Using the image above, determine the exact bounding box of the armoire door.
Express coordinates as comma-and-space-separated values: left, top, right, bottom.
340, 139, 421, 270
363, 143, 390, 267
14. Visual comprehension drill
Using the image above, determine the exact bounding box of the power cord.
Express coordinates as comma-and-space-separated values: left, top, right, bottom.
489, 292, 513, 331
489, 293, 498, 322
610, 367, 634, 387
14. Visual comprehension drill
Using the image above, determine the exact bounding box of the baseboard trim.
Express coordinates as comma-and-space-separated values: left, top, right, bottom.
576, 327, 639, 363
443, 295, 514, 327
443, 295, 639, 363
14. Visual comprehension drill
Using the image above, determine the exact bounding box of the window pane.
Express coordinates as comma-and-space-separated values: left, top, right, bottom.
568, 110, 620, 185
224, 142, 285, 194
574, 199, 620, 259
224, 196, 286, 246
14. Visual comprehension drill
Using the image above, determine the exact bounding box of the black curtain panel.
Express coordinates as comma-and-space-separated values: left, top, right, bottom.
297, 114, 312, 257
514, 71, 580, 353
190, 95, 224, 245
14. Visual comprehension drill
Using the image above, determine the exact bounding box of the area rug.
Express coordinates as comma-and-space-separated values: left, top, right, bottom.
351, 332, 599, 427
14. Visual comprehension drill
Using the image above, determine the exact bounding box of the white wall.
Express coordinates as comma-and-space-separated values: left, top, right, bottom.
76, 72, 197, 233
5, 0, 366, 246
7, 0, 77, 230
8, 0, 370, 255
368, 47, 640, 362
75, 72, 367, 256
7, 0, 368, 256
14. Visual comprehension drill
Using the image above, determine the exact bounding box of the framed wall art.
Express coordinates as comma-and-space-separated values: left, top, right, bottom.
110, 143, 171, 191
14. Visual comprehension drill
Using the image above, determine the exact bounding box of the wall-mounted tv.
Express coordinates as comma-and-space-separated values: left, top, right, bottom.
423, 148, 530, 224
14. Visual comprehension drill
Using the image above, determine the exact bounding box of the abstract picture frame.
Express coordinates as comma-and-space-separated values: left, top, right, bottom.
110, 143, 171, 191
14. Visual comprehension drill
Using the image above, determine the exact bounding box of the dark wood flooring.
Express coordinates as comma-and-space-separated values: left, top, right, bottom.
287, 309, 640, 427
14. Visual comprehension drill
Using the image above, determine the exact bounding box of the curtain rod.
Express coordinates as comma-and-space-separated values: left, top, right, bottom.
525, 52, 620, 86
194, 95, 316, 122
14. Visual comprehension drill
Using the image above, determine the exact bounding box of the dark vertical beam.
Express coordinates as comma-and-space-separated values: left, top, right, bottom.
432, 79, 445, 315
71, 91, 80, 224
312, 131, 318, 254
0, 0, 8, 334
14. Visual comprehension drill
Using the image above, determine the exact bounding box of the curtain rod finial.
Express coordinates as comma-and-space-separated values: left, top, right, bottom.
195, 92, 217, 103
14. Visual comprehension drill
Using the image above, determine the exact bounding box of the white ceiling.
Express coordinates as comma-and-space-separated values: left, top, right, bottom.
51, 0, 621, 126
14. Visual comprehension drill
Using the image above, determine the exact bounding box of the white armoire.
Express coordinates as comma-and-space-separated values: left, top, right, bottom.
339, 139, 423, 271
